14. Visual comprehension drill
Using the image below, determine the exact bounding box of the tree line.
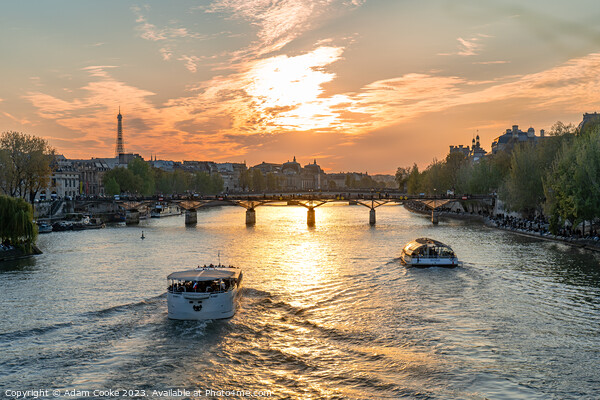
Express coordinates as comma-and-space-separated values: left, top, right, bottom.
395, 121, 600, 233
102, 157, 224, 196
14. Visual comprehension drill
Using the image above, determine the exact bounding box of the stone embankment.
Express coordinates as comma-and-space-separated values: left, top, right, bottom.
404, 200, 600, 253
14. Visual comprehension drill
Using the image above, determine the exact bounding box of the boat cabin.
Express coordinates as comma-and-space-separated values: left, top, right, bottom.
167, 267, 242, 294
402, 238, 457, 259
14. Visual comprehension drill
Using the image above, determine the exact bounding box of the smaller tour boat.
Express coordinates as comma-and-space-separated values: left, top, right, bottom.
400, 238, 462, 267
151, 203, 180, 218
167, 264, 243, 320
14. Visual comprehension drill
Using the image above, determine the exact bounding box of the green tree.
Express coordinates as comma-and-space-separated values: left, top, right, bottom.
104, 177, 120, 196
501, 130, 574, 216
171, 170, 191, 194
128, 157, 155, 195
545, 124, 600, 231
406, 164, 421, 194
103, 167, 137, 194
0, 195, 38, 251
500, 143, 542, 216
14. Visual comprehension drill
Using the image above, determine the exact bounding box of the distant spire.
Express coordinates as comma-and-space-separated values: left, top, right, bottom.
115, 107, 125, 156
293, 156, 296, 162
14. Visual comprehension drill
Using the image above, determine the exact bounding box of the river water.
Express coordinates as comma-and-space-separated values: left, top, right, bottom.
1, 204, 599, 399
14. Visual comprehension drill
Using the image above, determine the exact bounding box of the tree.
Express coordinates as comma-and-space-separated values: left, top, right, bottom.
239, 169, 251, 192
128, 157, 155, 195
345, 174, 356, 189
406, 164, 421, 194
0, 195, 37, 251
252, 169, 265, 192
104, 177, 120, 196
500, 143, 543, 216
102, 167, 137, 194
0, 131, 55, 203
266, 172, 279, 191
545, 124, 600, 232
210, 173, 224, 194
501, 131, 574, 216
192, 172, 211, 194
395, 167, 410, 192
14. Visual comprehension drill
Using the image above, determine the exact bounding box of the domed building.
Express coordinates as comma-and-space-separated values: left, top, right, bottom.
491, 124, 545, 154
301, 160, 325, 190
281, 156, 302, 190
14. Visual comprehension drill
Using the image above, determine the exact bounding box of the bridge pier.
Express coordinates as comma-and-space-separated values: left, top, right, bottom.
125, 210, 139, 225
185, 209, 197, 226
369, 208, 376, 225
307, 207, 315, 227
246, 208, 256, 225
431, 209, 439, 225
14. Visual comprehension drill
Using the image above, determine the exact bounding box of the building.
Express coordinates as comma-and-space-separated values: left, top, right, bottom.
301, 160, 325, 190
281, 157, 302, 190
448, 144, 471, 158
71, 158, 110, 196
38, 155, 80, 200
217, 162, 247, 192
449, 135, 487, 162
326, 173, 347, 189
491, 125, 545, 154
180, 161, 218, 174
470, 135, 487, 162
251, 162, 282, 176
579, 112, 600, 132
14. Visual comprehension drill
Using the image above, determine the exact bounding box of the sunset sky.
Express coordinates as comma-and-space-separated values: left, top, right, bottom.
2, 0, 600, 173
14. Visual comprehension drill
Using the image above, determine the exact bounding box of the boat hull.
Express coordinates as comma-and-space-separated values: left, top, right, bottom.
401, 254, 462, 268
167, 287, 241, 320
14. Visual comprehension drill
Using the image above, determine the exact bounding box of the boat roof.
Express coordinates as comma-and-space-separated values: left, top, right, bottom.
167, 267, 241, 281
403, 237, 453, 252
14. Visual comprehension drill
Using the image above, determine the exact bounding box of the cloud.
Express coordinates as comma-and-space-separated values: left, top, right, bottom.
473, 60, 510, 65
23, 50, 600, 163
132, 6, 205, 42
439, 34, 490, 56
178, 55, 201, 73
160, 48, 172, 61
206, 0, 362, 58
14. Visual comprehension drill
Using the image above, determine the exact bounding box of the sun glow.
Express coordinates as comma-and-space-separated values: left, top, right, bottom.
244, 46, 350, 130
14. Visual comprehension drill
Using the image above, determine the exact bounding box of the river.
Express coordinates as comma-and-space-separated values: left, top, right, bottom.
1, 204, 599, 399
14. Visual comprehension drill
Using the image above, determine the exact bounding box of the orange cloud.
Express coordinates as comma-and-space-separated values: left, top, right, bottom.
22, 49, 600, 163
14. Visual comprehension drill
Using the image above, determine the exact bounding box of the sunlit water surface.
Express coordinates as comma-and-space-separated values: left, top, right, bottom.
1, 205, 600, 399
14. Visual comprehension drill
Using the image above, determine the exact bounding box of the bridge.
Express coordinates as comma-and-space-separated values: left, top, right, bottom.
75, 192, 495, 227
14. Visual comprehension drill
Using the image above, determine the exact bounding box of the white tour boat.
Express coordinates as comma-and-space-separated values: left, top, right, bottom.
167, 265, 243, 320
400, 238, 462, 267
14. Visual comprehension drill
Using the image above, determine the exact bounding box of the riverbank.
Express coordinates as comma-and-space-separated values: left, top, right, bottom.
0, 245, 42, 262
403, 201, 600, 253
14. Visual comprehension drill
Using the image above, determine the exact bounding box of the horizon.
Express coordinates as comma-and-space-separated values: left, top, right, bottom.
2, 1, 600, 174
